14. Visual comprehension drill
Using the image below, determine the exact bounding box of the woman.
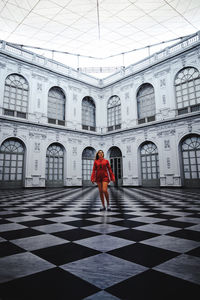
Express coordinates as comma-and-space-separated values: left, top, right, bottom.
91, 150, 115, 211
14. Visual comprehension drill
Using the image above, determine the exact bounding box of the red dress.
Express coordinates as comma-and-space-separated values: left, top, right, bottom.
91, 158, 115, 183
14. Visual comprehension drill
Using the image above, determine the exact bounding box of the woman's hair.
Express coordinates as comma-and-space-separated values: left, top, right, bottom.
95, 150, 104, 160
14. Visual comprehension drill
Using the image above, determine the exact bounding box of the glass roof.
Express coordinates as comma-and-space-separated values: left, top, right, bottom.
0, 0, 200, 77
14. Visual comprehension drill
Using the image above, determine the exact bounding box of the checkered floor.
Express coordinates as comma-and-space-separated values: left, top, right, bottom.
0, 186, 200, 300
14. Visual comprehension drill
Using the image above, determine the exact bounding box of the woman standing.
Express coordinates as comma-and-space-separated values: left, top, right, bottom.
91, 150, 115, 211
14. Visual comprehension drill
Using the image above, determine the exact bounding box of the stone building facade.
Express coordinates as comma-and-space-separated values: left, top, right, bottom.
0, 32, 200, 188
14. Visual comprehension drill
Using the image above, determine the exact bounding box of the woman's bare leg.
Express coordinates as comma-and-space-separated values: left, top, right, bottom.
102, 182, 109, 206
97, 182, 105, 208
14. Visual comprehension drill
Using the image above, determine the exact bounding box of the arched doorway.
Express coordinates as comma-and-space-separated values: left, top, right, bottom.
109, 147, 123, 186
45, 143, 64, 187
181, 135, 200, 188
0, 138, 25, 188
82, 147, 96, 186
140, 142, 160, 187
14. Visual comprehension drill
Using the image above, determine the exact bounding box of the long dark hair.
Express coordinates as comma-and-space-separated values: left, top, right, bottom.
95, 150, 104, 160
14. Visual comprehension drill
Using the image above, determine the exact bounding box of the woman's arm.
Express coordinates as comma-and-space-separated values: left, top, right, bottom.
91, 160, 97, 182
107, 160, 115, 182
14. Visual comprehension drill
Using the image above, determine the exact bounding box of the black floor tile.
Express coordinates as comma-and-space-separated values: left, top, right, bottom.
0, 213, 22, 218
32, 242, 100, 265
20, 219, 55, 227
151, 213, 178, 220
0, 228, 44, 240
0, 220, 11, 225
65, 220, 99, 227
106, 269, 200, 300
70, 214, 100, 219
0, 241, 25, 257
108, 228, 159, 242
35, 213, 63, 218
186, 246, 200, 258
111, 220, 146, 228
108, 243, 179, 267
111, 213, 139, 219
0, 267, 100, 300
53, 228, 101, 241
157, 220, 195, 228
167, 229, 200, 241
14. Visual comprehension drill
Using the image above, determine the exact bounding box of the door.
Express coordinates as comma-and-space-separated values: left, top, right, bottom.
46, 143, 64, 187
181, 135, 200, 188
0, 139, 25, 188
110, 147, 123, 186
140, 142, 160, 187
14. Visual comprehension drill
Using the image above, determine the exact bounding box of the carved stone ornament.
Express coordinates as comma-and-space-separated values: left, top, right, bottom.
37, 83, 42, 91
73, 94, 77, 101
72, 147, 77, 155
34, 142, 40, 151
127, 145, 131, 153
13, 127, 17, 137
144, 129, 148, 140
160, 78, 166, 88
157, 129, 175, 137
164, 140, 170, 149
188, 122, 192, 133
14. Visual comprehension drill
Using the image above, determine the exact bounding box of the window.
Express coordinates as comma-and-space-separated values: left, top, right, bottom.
137, 83, 155, 124
175, 67, 200, 115
3, 74, 29, 119
82, 97, 96, 131
48, 87, 65, 126
107, 95, 121, 131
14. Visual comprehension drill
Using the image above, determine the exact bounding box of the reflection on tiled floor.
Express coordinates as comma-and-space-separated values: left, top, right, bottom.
0, 187, 200, 299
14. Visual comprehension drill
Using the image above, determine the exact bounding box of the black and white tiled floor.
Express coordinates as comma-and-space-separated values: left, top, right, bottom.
0, 186, 200, 299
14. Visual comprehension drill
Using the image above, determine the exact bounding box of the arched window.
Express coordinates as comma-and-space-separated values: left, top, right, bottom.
82, 147, 96, 186
82, 97, 96, 131
3, 74, 29, 119
45, 143, 64, 187
0, 138, 25, 187
107, 95, 121, 131
175, 67, 200, 115
181, 135, 200, 187
137, 83, 155, 124
48, 87, 65, 126
140, 142, 160, 186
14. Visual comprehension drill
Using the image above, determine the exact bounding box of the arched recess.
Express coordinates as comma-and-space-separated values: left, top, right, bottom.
47, 87, 66, 126
108, 146, 123, 186
179, 134, 200, 188
139, 141, 160, 187
0, 138, 26, 188
107, 95, 121, 131
45, 143, 65, 187
82, 97, 96, 131
137, 83, 155, 124
82, 147, 96, 186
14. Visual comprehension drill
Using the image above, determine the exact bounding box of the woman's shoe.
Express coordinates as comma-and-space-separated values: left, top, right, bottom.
100, 206, 106, 211
107, 206, 111, 211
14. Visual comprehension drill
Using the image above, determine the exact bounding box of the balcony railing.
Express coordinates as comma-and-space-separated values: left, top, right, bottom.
0, 31, 200, 87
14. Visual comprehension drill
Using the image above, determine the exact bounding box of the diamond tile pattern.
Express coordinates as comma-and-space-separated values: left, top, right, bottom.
0, 187, 200, 300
